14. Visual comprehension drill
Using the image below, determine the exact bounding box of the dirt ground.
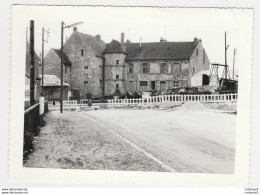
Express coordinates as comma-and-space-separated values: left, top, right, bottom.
24, 102, 236, 173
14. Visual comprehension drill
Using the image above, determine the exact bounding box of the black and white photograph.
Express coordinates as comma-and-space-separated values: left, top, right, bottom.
9, 5, 253, 186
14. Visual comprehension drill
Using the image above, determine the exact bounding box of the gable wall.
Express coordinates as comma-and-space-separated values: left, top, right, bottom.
63, 33, 103, 98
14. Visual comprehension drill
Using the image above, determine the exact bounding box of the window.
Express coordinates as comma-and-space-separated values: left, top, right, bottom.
129, 81, 134, 91
196, 49, 198, 56
140, 81, 148, 87
49, 89, 53, 95
81, 49, 84, 56
160, 81, 166, 91
100, 80, 103, 88
129, 63, 134, 74
84, 81, 88, 87
142, 63, 148, 74
64, 65, 67, 74
192, 67, 195, 75
116, 75, 119, 79
116, 60, 119, 65
172, 63, 180, 74
173, 81, 179, 88
116, 84, 119, 89
160, 63, 167, 74
174, 63, 180, 74
84, 66, 88, 75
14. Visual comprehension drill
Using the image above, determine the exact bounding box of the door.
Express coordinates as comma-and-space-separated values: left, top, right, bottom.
151, 81, 156, 90
202, 74, 210, 85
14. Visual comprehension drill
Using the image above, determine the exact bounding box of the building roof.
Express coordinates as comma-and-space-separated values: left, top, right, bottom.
40, 75, 69, 87
124, 41, 198, 60
77, 32, 106, 56
103, 39, 126, 54
53, 49, 72, 65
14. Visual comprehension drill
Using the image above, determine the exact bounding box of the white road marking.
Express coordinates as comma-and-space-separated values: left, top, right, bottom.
78, 112, 177, 172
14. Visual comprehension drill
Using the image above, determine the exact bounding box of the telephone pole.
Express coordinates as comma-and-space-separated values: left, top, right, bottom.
224, 32, 229, 79
41, 27, 49, 96
30, 20, 35, 106
60, 21, 64, 113
233, 49, 236, 79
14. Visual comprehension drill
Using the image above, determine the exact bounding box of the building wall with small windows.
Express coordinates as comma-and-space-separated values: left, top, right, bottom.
124, 60, 190, 92
44, 29, 210, 99
62, 30, 105, 99
104, 53, 127, 96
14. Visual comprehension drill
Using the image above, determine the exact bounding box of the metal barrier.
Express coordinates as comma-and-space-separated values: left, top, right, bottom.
24, 101, 48, 153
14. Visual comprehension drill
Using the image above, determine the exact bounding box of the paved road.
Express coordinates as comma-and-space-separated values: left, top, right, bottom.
24, 111, 167, 172
25, 109, 235, 173
85, 109, 236, 173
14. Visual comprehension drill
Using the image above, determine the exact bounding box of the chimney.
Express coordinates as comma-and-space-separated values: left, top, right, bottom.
126, 39, 131, 43
95, 34, 101, 41
194, 37, 199, 44
121, 32, 125, 45
140, 37, 142, 48
73, 27, 77, 32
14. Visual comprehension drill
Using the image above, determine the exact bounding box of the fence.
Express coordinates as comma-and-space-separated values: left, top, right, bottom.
48, 100, 78, 110
24, 101, 48, 153
108, 93, 238, 107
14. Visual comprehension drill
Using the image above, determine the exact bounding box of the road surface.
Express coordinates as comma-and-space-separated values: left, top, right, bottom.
24, 108, 236, 173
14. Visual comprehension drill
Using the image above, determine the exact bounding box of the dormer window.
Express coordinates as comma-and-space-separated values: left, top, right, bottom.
116, 60, 119, 65
81, 49, 84, 56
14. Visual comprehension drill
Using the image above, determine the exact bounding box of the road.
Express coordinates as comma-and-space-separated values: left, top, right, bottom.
24, 108, 236, 173
84, 109, 236, 173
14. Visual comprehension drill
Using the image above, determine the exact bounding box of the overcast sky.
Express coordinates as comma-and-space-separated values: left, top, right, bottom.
22, 6, 253, 74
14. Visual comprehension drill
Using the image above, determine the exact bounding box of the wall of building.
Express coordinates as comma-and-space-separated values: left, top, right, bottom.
104, 53, 127, 96
124, 60, 190, 92
44, 49, 72, 86
63, 33, 103, 99
44, 86, 69, 101
189, 40, 210, 87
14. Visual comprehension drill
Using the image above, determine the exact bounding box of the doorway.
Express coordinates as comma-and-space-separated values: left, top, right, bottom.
151, 81, 156, 90
202, 74, 210, 85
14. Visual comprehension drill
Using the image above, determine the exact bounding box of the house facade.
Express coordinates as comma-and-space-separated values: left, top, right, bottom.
44, 28, 210, 99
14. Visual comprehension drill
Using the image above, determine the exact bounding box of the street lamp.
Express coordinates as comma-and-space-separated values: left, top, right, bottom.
60, 21, 84, 113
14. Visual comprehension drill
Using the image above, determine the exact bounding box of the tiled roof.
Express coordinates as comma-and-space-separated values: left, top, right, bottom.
53, 49, 72, 65
77, 32, 106, 56
40, 75, 69, 87
124, 41, 197, 60
103, 39, 126, 54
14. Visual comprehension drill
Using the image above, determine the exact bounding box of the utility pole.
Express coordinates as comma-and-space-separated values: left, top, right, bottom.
60, 21, 64, 113
41, 27, 50, 96
224, 31, 229, 79
233, 49, 236, 79
30, 20, 35, 106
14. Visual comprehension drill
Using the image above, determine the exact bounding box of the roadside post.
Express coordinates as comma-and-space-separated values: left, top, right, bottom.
39, 96, 45, 125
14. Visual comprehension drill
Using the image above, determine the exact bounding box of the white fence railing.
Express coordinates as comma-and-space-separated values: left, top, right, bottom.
108, 93, 237, 107
48, 100, 97, 110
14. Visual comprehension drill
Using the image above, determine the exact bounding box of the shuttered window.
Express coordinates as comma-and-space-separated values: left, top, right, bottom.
142, 63, 149, 74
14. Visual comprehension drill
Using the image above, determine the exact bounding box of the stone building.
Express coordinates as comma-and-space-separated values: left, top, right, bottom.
44, 28, 210, 99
